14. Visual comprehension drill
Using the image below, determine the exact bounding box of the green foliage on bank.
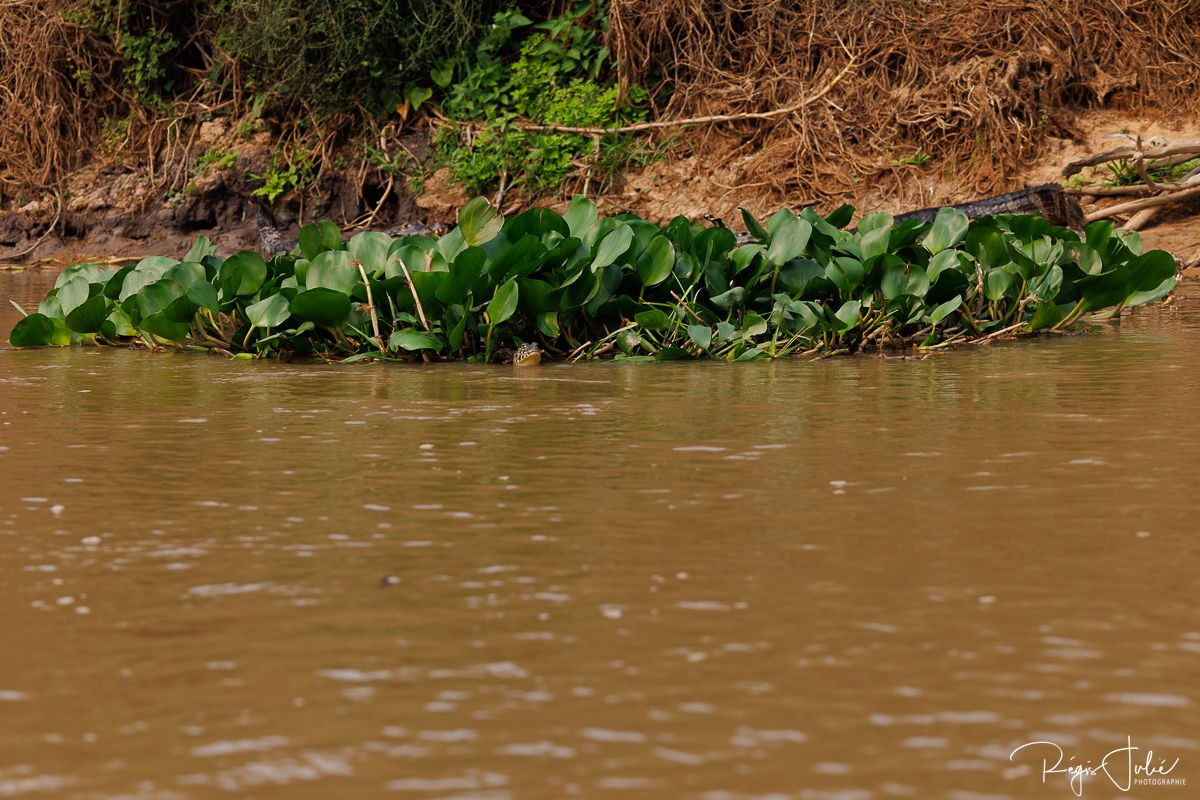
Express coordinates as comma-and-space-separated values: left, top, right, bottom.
70, 0, 507, 115
9, 202, 1177, 360
432, 2, 651, 196
66, 0, 648, 200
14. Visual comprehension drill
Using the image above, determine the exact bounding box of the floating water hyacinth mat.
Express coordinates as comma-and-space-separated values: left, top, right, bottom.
8, 197, 1178, 361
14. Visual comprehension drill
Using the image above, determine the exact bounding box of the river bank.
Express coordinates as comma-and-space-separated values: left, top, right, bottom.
4, 110, 1199, 275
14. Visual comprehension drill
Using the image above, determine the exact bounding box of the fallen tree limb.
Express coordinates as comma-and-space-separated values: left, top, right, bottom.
1122, 207, 1159, 231
1085, 184, 1200, 222
1063, 139, 1200, 177
514, 56, 857, 136
1065, 184, 1180, 197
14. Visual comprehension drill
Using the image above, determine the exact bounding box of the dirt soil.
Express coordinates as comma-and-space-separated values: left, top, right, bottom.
1, 111, 1197, 269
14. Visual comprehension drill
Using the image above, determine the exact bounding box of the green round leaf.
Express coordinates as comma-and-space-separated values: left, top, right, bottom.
289, 288, 352, 327
306, 250, 359, 294
486, 279, 519, 325
65, 294, 111, 334
922, 207, 969, 255
634, 309, 671, 330
389, 328, 445, 352
636, 236, 676, 287
458, 196, 504, 247
929, 295, 962, 324
219, 251, 268, 297
10, 313, 71, 347
591, 224, 633, 271
245, 293, 292, 329
348, 231, 392, 275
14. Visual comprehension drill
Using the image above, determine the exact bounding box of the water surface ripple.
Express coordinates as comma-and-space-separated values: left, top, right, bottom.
1, 271, 1196, 798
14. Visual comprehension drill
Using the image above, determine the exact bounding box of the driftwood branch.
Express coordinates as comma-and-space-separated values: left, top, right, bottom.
1065, 183, 1181, 197
1062, 138, 1200, 177
1122, 207, 1159, 232
515, 56, 858, 136
1085, 184, 1200, 222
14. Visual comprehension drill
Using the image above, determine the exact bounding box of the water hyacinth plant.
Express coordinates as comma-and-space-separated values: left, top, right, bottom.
9, 197, 1177, 361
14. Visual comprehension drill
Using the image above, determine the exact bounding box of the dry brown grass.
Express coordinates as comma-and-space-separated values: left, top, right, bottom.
609, 0, 1200, 206
0, 1, 127, 204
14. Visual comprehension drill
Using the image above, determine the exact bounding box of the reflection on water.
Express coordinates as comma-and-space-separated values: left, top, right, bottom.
1, 269, 1197, 798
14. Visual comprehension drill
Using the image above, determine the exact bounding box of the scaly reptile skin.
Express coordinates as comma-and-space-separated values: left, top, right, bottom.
892, 183, 1086, 230
256, 209, 449, 257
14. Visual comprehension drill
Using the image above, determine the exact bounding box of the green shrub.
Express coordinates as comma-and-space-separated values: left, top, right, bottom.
215, 0, 507, 117
434, 2, 650, 197
69, 0, 190, 103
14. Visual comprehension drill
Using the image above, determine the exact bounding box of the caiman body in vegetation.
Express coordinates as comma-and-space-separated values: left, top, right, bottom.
256, 185, 1087, 254
893, 184, 1086, 230
257, 210, 449, 258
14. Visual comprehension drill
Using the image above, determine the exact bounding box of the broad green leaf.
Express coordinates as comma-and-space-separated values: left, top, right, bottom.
563, 195, 599, 239
306, 250, 359, 294
137, 278, 186, 317
298, 220, 342, 259
766, 215, 812, 265
536, 311, 559, 338
1124, 250, 1177, 307
448, 312, 469, 349
740, 312, 768, 338
906, 266, 930, 297
777, 259, 824, 295
219, 251, 268, 297
636, 236, 675, 287
857, 212, 893, 234
187, 281, 219, 312
592, 224, 633, 271
825, 204, 855, 229
929, 295, 962, 324
687, 324, 712, 350
10, 313, 71, 347
165, 260, 207, 289
834, 300, 860, 332
290, 288, 352, 327
860, 225, 891, 261
65, 294, 110, 334
715, 320, 737, 344
926, 250, 964, 283
984, 269, 1014, 302
119, 256, 178, 301
486, 279, 519, 325
139, 295, 198, 342
458, 196, 504, 247
348, 231, 392, 274
245, 293, 292, 329
1027, 300, 1065, 331
584, 263, 622, 316
56, 276, 91, 317
881, 264, 909, 300
923, 207, 969, 254
390, 329, 445, 352
740, 208, 769, 242
103, 306, 136, 338
709, 286, 745, 310
634, 309, 671, 330
436, 246, 486, 304
1084, 219, 1114, 253
183, 235, 215, 262
53, 263, 102, 289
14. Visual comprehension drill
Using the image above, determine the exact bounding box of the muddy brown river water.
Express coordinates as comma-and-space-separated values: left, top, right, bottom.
1, 268, 1196, 799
